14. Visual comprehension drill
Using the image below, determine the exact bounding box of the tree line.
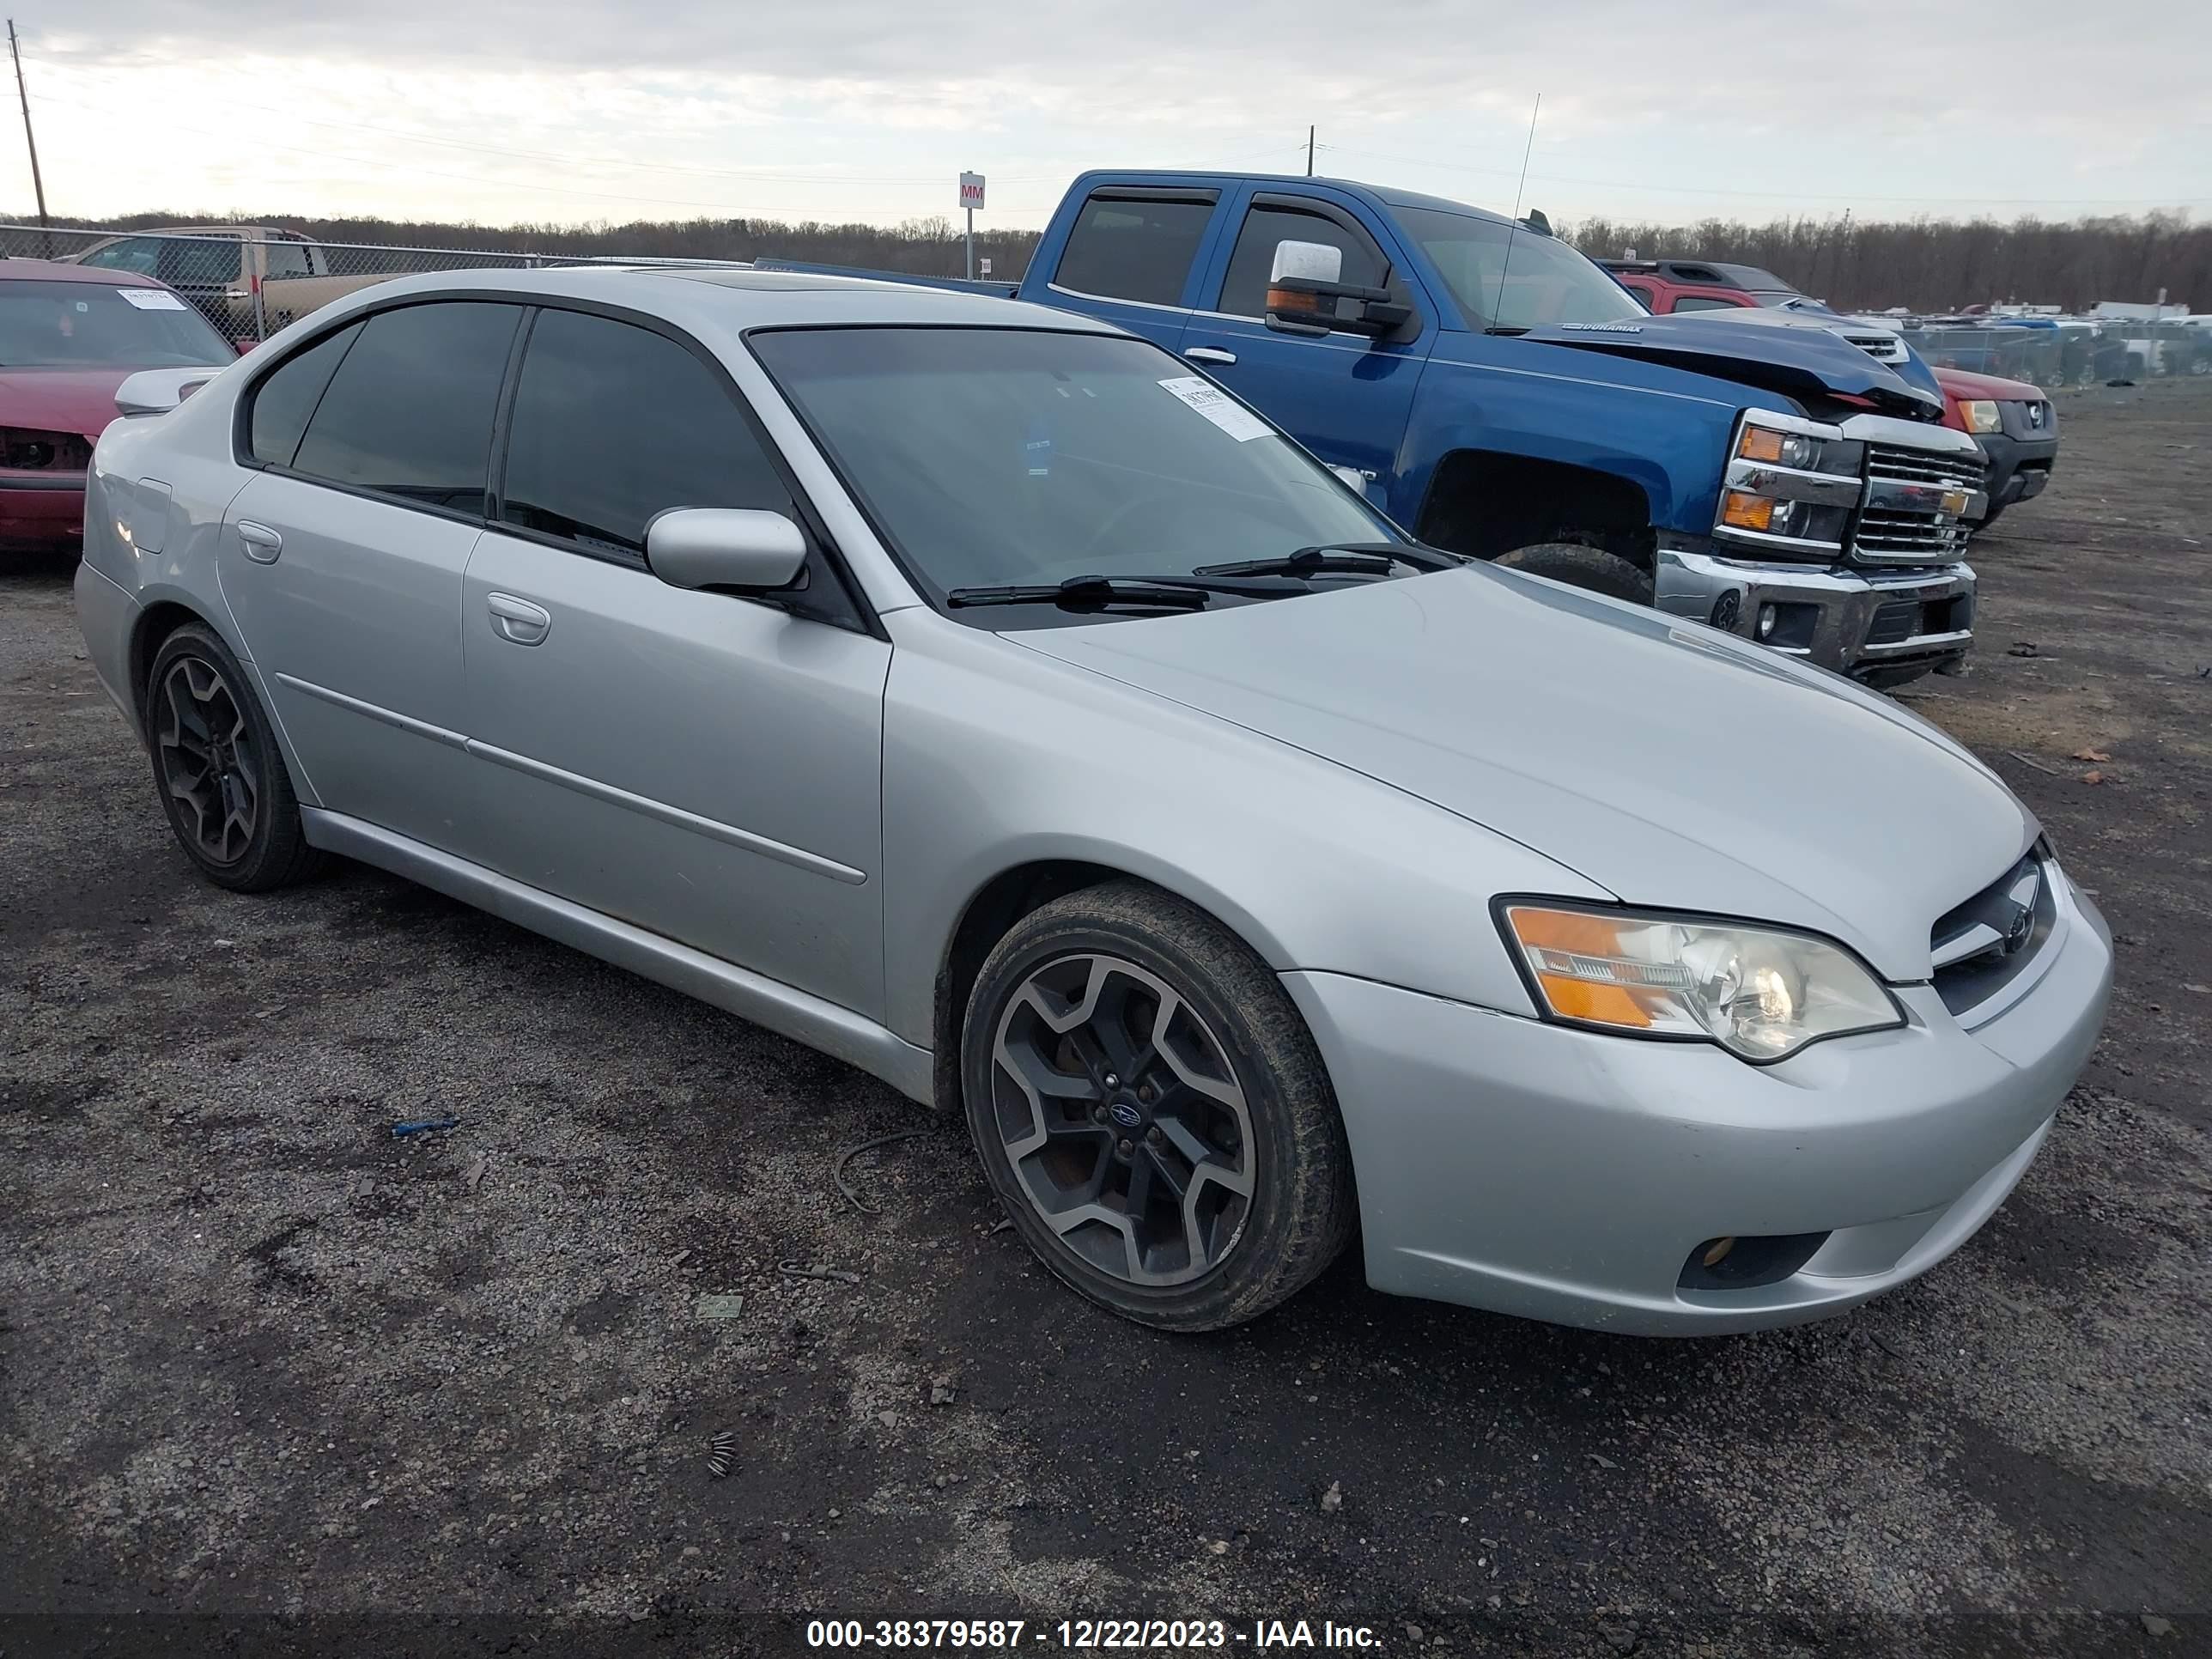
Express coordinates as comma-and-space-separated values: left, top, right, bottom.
1559, 211, 2203, 313
20, 205, 2203, 313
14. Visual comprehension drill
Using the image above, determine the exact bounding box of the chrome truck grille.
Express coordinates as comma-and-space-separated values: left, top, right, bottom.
1852, 442, 1980, 564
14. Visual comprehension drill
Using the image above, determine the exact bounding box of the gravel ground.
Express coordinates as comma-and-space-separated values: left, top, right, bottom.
3, 380, 2208, 1658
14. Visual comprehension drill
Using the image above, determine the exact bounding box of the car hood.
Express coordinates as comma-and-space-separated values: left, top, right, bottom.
1010, 567, 2032, 981
0, 367, 149, 443
1524, 309, 1945, 419
1934, 364, 2044, 400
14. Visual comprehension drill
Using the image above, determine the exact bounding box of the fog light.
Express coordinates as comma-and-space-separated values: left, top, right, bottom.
1756, 603, 1778, 640
1700, 1237, 1736, 1269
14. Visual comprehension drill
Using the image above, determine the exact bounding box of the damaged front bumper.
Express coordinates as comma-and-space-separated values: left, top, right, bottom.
1656, 546, 1976, 686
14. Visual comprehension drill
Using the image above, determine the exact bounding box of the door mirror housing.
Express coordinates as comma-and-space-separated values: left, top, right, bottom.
645, 508, 808, 593
1263, 239, 1413, 340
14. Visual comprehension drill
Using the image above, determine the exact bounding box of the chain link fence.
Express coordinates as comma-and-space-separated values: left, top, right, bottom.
1887, 319, 2210, 388
0, 222, 736, 351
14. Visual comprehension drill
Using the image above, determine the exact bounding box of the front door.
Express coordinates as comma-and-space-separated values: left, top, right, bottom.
219, 300, 526, 852
459, 305, 890, 1018
1179, 193, 1431, 503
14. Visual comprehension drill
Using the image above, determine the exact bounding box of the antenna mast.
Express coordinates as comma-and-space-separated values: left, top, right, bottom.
1489, 93, 1542, 328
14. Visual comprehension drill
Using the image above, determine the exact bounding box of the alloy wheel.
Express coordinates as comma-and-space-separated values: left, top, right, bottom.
988, 952, 1255, 1286
155, 656, 259, 866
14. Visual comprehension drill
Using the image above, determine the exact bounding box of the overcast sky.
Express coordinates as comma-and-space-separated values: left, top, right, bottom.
13, 2, 2209, 235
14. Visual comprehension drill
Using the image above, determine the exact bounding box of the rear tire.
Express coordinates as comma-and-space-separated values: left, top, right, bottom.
145, 623, 322, 893
961, 880, 1356, 1332
1492, 542, 1655, 605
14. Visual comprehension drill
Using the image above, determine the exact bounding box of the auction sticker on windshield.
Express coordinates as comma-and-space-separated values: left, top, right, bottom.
117, 288, 190, 311
1158, 375, 1273, 442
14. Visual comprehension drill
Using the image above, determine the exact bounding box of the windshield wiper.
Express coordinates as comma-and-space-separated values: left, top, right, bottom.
1193, 542, 1459, 580
946, 574, 1214, 612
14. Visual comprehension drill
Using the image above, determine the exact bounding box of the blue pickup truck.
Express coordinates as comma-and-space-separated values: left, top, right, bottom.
766, 169, 1987, 685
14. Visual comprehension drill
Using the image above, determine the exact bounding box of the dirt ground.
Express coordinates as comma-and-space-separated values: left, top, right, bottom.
3, 380, 2207, 1659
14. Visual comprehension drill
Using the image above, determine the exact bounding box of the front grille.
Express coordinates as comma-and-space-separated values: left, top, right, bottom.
1867, 443, 1980, 488
1844, 332, 1907, 363
1929, 851, 2056, 1017
1853, 442, 1980, 564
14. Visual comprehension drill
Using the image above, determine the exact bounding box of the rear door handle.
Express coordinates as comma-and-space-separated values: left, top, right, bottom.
236, 520, 282, 562
1184, 347, 1237, 366
486, 592, 552, 646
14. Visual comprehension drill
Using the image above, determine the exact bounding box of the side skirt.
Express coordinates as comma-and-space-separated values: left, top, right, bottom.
301, 807, 934, 1103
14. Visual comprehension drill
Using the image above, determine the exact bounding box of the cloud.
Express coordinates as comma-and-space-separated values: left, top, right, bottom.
14, 0, 2209, 228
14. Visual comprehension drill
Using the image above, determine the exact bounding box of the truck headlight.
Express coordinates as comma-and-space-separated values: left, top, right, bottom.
1737, 424, 1821, 471
1499, 902, 1905, 1063
1961, 399, 2003, 434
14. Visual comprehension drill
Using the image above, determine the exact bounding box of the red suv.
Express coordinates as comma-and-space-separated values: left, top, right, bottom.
1603, 260, 2057, 532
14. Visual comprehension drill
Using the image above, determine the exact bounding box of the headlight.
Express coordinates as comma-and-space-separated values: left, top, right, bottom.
1498, 902, 1905, 1063
1961, 399, 2003, 434
1737, 423, 1820, 471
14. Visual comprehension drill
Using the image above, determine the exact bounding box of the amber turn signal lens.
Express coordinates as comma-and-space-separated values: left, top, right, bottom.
1720, 490, 1777, 532
1504, 907, 1654, 1029
1737, 427, 1786, 463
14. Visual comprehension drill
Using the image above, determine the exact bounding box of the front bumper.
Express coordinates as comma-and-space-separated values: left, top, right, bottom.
1656, 546, 1975, 684
1972, 429, 2058, 518
1285, 870, 2112, 1336
0, 473, 87, 551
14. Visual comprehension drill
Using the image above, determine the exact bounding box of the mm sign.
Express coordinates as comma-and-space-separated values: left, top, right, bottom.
959, 172, 986, 211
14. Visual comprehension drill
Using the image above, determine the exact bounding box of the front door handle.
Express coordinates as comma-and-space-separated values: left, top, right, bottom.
236, 520, 282, 562
1184, 347, 1237, 366
487, 592, 552, 647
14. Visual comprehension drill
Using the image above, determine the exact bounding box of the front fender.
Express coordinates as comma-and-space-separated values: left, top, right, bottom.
877, 611, 1607, 1051
1395, 339, 1746, 536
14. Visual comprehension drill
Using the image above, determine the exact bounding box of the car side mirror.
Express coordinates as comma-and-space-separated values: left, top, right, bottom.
1263, 239, 1413, 340
645, 507, 808, 593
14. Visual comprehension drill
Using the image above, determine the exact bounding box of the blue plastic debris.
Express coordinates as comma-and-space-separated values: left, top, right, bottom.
390, 1115, 459, 1138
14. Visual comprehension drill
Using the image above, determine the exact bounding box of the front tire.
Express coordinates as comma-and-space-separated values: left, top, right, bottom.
145, 623, 321, 892
962, 881, 1355, 1331
1492, 542, 1656, 605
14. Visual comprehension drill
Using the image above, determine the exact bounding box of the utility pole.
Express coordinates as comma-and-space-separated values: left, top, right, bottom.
1306, 125, 1315, 177
7, 19, 47, 250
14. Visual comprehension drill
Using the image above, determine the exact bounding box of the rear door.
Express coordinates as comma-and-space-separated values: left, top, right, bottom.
1037, 185, 1223, 353
460, 305, 890, 1017
221, 299, 523, 852
1178, 190, 1433, 497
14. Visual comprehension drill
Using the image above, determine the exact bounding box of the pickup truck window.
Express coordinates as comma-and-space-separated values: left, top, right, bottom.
82, 238, 161, 277
1054, 192, 1216, 307
264, 240, 314, 280
1398, 208, 1643, 332
1218, 205, 1389, 319
154, 236, 243, 289
750, 326, 1389, 616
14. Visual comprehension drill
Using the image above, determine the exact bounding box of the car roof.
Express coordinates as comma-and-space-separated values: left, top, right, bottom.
301, 264, 1127, 335
0, 256, 168, 285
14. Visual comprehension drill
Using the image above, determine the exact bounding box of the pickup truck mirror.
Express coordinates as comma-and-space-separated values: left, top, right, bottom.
1264, 239, 1413, 340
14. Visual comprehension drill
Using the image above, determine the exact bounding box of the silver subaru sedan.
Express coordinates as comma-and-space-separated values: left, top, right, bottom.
76, 268, 2112, 1334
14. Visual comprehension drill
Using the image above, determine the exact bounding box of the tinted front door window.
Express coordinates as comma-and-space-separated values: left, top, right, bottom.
290, 301, 521, 512
1218, 205, 1389, 319
1054, 194, 1213, 307
500, 307, 791, 557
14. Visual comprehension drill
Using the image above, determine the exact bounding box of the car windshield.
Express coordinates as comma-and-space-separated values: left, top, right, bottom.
750, 326, 1395, 612
1398, 208, 1645, 331
0, 280, 234, 368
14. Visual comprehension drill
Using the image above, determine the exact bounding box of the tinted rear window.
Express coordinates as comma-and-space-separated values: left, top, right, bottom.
1054, 194, 1215, 307
247, 322, 362, 468
290, 302, 520, 513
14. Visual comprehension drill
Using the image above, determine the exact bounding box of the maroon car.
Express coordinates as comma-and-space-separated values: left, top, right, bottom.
0, 258, 234, 554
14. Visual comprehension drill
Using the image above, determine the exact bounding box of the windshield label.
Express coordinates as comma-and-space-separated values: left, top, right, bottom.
118, 287, 190, 311
1157, 375, 1273, 442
